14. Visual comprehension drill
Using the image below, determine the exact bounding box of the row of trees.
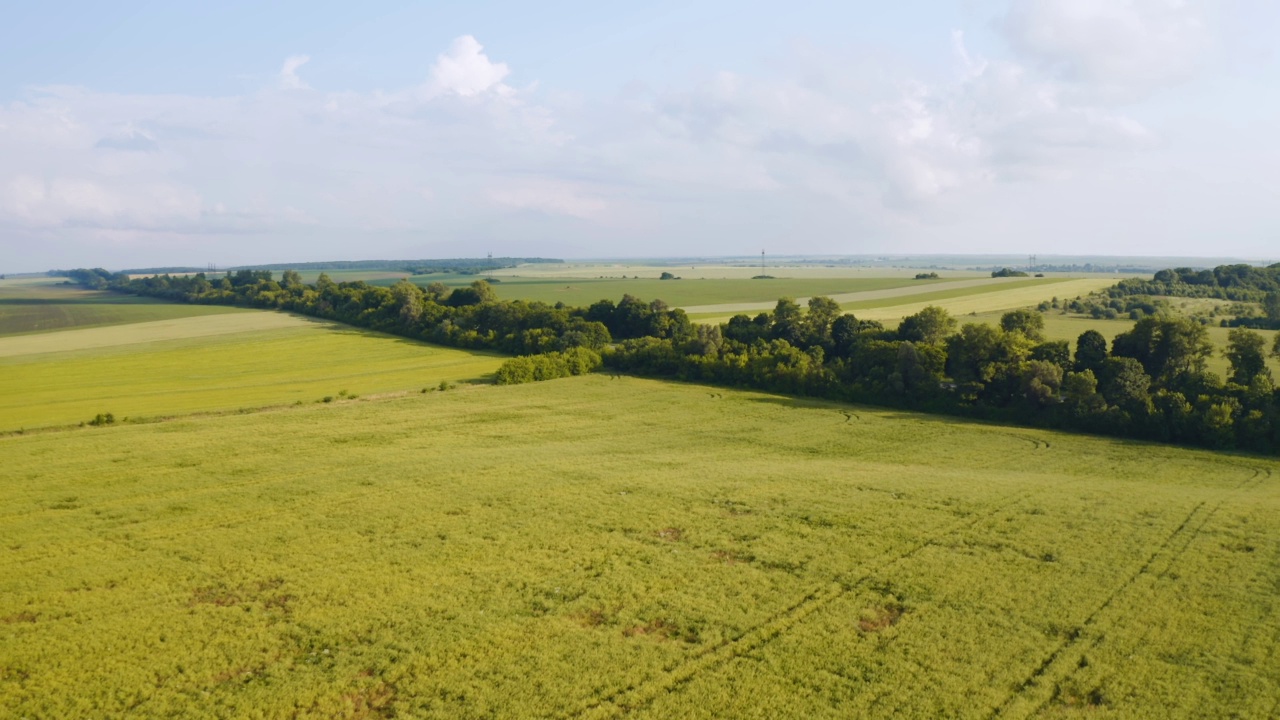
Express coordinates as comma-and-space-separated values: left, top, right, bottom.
75, 269, 689, 358
605, 297, 1280, 453
73, 268, 1280, 454
1111, 263, 1280, 302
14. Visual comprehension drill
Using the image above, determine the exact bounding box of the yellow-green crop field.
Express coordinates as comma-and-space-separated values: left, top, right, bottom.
484, 275, 937, 308
0, 278, 244, 337
0, 311, 503, 431
2, 375, 1277, 718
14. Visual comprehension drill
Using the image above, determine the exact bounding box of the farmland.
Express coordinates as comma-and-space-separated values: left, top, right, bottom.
0, 277, 244, 337
429, 275, 941, 309
2, 375, 1277, 718
0, 310, 503, 431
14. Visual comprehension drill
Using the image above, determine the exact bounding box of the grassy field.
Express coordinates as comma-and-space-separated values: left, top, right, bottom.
685, 278, 1118, 325
465, 276, 943, 309
0, 278, 243, 337
0, 313, 503, 431
1, 375, 1276, 718
485, 263, 998, 280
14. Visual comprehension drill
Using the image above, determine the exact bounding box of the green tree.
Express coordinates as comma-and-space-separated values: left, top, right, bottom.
1062, 370, 1106, 416
1074, 330, 1109, 374
390, 279, 426, 324
1263, 292, 1280, 323
830, 314, 861, 358
425, 282, 450, 302
1020, 360, 1063, 407
898, 306, 956, 345
1100, 357, 1152, 416
805, 296, 843, 346
1000, 309, 1045, 341
1029, 340, 1070, 369
945, 323, 1004, 384
1111, 316, 1213, 382
770, 298, 805, 345
1224, 327, 1271, 386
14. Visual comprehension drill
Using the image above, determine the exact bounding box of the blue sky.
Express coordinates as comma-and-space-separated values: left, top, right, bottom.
2, 1, 1278, 270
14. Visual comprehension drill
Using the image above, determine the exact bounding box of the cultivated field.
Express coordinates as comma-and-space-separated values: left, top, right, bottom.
0, 278, 243, 337
468, 276, 942, 309
1, 376, 1277, 718
0, 312, 503, 431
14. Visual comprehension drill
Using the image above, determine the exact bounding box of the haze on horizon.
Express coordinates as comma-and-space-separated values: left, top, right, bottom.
2, 1, 1278, 273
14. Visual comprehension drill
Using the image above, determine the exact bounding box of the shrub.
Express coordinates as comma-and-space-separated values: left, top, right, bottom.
495, 348, 603, 385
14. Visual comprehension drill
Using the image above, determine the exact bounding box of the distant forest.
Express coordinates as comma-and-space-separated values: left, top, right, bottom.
1109, 263, 1280, 329
54, 258, 562, 278
66, 266, 1280, 455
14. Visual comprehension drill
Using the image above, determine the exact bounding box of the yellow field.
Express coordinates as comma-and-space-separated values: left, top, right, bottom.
1, 376, 1276, 718
0, 312, 503, 430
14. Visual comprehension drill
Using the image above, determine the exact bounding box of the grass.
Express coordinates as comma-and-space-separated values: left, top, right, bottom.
687, 278, 1117, 325
407, 275, 943, 309
1, 375, 1276, 718
0, 278, 243, 337
0, 312, 503, 430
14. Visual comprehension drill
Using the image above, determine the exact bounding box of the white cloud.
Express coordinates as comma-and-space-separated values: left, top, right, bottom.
1, 21, 1276, 269
427, 35, 510, 97
999, 0, 1211, 96
279, 55, 311, 90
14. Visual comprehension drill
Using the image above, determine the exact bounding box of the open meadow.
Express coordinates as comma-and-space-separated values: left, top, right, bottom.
1, 375, 1277, 718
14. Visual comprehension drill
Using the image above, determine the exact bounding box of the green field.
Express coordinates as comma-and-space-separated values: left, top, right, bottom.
0, 278, 244, 337
0, 312, 503, 431
1, 376, 1276, 718
414, 275, 944, 309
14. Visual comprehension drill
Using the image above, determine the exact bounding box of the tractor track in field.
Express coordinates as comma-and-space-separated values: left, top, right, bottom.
988, 465, 1273, 720
567, 488, 1034, 719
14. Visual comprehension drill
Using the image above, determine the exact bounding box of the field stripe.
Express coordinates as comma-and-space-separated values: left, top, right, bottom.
679, 277, 1039, 316
0, 311, 312, 358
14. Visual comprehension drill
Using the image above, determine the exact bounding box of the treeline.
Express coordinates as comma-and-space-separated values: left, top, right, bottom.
227, 258, 561, 275
1107, 264, 1280, 329
71, 268, 1280, 454
1112, 264, 1280, 302
606, 300, 1280, 453
73, 268, 688, 358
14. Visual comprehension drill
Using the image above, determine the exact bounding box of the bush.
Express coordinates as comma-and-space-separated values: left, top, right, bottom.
88, 413, 115, 426
495, 348, 603, 385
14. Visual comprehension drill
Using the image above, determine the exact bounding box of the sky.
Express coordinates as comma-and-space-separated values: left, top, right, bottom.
2, 0, 1279, 271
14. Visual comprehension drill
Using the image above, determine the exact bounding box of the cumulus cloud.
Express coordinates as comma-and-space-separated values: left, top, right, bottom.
427, 35, 510, 97
1, 21, 1274, 269
279, 55, 311, 90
